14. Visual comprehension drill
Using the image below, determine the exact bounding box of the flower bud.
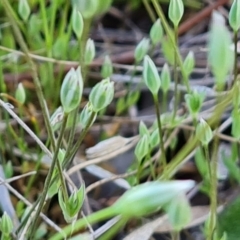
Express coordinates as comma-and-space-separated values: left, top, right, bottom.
84, 38, 95, 64
196, 119, 213, 146
184, 91, 205, 117
143, 55, 161, 95
58, 185, 85, 223
72, 0, 98, 19
134, 134, 149, 162
18, 0, 30, 21
72, 8, 84, 39
168, 0, 184, 27
15, 83, 26, 104
161, 63, 171, 93
0, 212, 13, 235
183, 51, 195, 78
112, 180, 195, 218
79, 102, 97, 128
89, 78, 114, 112
134, 38, 150, 63
229, 0, 240, 32
60, 67, 83, 114
101, 55, 113, 78
150, 19, 163, 45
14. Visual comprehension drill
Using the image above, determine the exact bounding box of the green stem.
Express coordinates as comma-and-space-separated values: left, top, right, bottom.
49, 207, 116, 240
153, 95, 167, 174
172, 25, 179, 120
151, 0, 190, 92
63, 112, 97, 169
28, 115, 68, 239
2, 0, 56, 151
143, 0, 156, 22
206, 138, 218, 240
233, 31, 238, 84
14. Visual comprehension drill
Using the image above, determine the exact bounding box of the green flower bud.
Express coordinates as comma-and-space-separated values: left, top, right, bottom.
50, 106, 64, 131
229, 0, 240, 32
79, 102, 97, 128
60, 67, 83, 114
168, 0, 184, 27
134, 134, 149, 162
18, 0, 30, 21
183, 51, 195, 77
0, 212, 13, 235
89, 78, 114, 112
101, 55, 113, 78
196, 119, 213, 146
72, 8, 84, 39
15, 83, 26, 104
208, 11, 233, 89
96, 0, 112, 15
112, 180, 195, 218
143, 55, 161, 95
58, 185, 85, 223
84, 38, 95, 64
150, 19, 163, 45
161, 63, 171, 93
134, 38, 150, 63
184, 91, 205, 117
71, 0, 98, 19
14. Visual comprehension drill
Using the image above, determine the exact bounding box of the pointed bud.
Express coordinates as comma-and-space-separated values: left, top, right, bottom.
101, 55, 113, 78
184, 91, 205, 117
143, 55, 161, 95
196, 119, 213, 146
168, 0, 184, 27
134, 134, 149, 162
72, 0, 98, 19
150, 19, 163, 45
0, 212, 13, 235
89, 78, 114, 112
161, 63, 171, 93
79, 102, 97, 128
15, 83, 26, 104
60, 67, 83, 114
58, 185, 85, 223
229, 0, 240, 32
84, 38, 95, 64
72, 8, 84, 39
183, 51, 195, 77
208, 11, 233, 88
134, 38, 150, 63
18, 0, 31, 21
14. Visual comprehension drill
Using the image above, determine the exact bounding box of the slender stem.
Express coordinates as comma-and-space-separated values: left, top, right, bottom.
206, 138, 218, 240
143, 0, 156, 22
233, 31, 238, 84
151, 0, 190, 92
63, 112, 97, 169
159, 90, 233, 179
172, 26, 179, 120
2, 0, 56, 151
153, 95, 167, 173
49, 207, 116, 240
28, 116, 68, 239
